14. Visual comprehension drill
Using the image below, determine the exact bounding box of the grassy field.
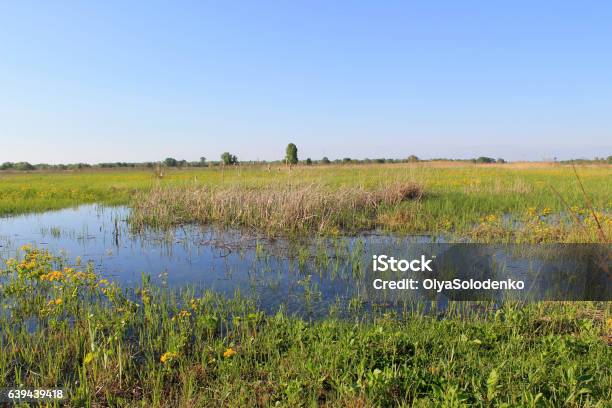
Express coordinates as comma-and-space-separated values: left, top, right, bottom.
1, 163, 611, 407
1, 247, 611, 407
1, 162, 610, 241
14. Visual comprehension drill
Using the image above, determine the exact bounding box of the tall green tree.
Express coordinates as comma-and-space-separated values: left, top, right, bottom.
285, 143, 298, 165
221, 152, 237, 165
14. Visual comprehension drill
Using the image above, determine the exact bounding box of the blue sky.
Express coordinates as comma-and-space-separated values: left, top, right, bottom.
1, 1, 611, 163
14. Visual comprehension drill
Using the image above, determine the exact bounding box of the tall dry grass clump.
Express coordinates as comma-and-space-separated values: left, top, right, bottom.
130, 182, 423, 234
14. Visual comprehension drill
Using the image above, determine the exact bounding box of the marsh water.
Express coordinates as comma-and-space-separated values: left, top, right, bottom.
0, 205, 609, 317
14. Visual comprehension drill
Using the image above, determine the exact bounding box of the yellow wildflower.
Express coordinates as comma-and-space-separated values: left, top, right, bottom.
160, 351, 178, 364
40, 271, 63, 281
72, 271, 89, 280
47, 298, 62, 306
541, 207, 551, 216
172, 310, 192, 320
482, 214, 497, 224
18, 260, 36, 270
223, 347, 236, 358
569, 205, 582, 215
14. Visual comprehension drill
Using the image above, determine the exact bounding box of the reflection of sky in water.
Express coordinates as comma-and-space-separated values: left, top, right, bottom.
0, 205, 609, 317
0, 205, 373, 316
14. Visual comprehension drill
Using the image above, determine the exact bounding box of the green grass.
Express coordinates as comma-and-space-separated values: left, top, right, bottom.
1, 247, 611, 407
1, 163, 610, 241
2, 166, 610, 406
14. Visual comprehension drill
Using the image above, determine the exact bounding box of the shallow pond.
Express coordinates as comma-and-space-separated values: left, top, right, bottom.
0, 205, 609, 318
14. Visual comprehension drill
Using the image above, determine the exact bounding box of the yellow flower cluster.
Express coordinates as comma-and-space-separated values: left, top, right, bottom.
7, 246, 101, 288
172, 310, 191, 320
223, 347, 236, 358
72, 271, 89, 280
525, 207, 553, 218
18, 260, 37, 270
160, 351, 179, 364
481, 214, 498, 224
38, 267, 96, 283
189, 298, 198, 310
40, 270, 63, 281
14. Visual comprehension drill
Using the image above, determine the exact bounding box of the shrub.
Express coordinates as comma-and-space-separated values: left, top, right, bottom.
164, 158, 178, 167
13, 162, 35, 171
473, 157, 495, 164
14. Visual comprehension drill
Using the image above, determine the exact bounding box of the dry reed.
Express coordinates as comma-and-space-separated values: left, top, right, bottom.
130, 182, 424, 234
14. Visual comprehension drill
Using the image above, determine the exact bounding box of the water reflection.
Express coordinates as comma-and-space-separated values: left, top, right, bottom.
1, 205, 609, 318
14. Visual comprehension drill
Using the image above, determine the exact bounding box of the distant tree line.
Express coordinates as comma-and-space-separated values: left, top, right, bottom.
559, 156, 612, 164
2, 151, 610, 171
472, 157, 505, 164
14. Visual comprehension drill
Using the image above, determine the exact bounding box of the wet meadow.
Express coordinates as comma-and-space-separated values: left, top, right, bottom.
0, 162, 610, 406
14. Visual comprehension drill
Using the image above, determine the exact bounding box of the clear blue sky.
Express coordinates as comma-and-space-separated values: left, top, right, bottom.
1, 1, 611, 163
